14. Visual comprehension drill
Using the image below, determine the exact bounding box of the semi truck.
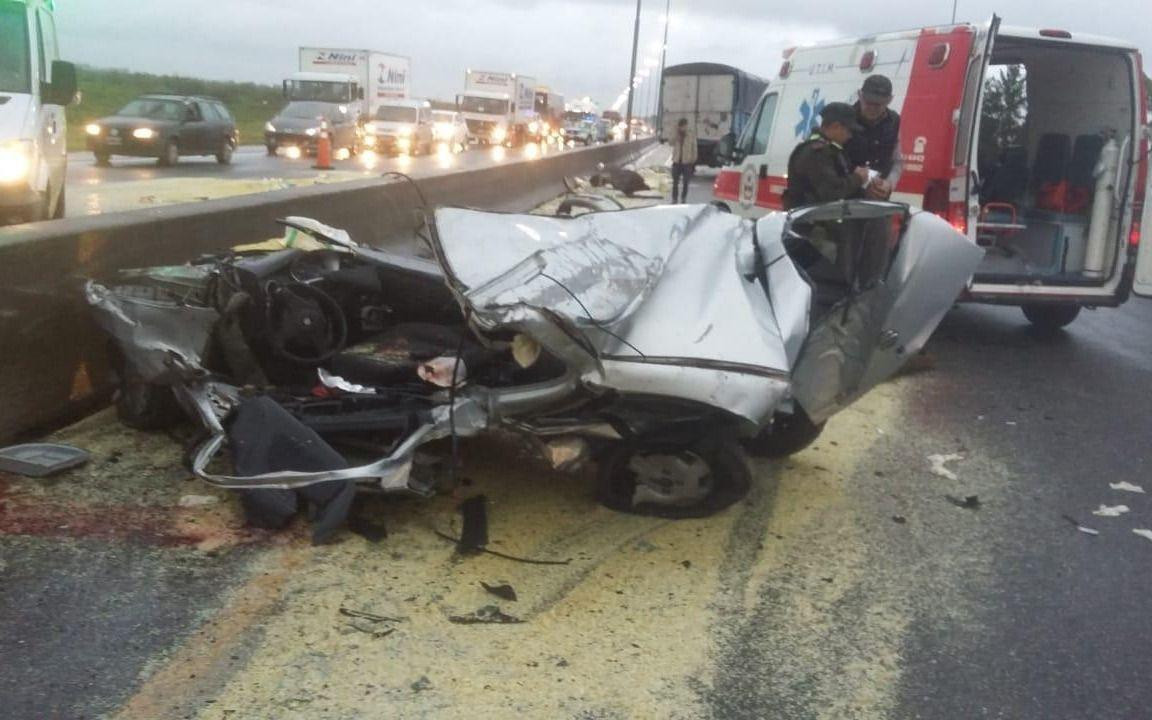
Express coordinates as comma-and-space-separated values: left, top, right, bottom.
0, 0, 76, 225
457, 70, 537, 146
267, 47, 410, 156
660, 62, 767, 166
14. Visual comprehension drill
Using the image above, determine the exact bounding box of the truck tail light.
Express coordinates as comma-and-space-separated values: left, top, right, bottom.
859, 51, 877, 71
1130, 220, 1141, 249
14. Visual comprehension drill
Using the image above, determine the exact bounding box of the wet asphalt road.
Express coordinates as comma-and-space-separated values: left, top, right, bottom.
62, 142, 579, 218
1, 172, 1151, 719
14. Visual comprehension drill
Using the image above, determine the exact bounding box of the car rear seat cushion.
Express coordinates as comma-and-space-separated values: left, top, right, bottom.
330, 323, 493, 388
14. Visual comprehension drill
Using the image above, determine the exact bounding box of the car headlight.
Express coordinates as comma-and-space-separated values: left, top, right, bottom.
85, 124, 102, 137
491, 126, 507, 143
528, 121, 539, 134
0, 141, 33, 184
305, 128, 318, 137
398, 126, 412, 137
132, 128, 155, 140
265, 122, 276, 133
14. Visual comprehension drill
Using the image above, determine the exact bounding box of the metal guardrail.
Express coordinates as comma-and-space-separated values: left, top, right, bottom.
0, 139, 657, 441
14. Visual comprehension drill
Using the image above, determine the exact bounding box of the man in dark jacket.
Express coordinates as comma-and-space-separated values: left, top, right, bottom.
845, 74, 901, 200
783, 102, 871, 210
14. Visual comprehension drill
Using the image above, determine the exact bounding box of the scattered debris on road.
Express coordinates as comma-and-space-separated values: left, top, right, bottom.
1061, 514, 1100, 536
433, 530, 572, 566
448, 605, 524, 625
945, 494, 981, 510
1133, 529, 1152, 543
928, 453, 964, 481
1110, 482, 1146, 494
0, 443, 90, 477
457, 496, 489, 554
177, 495, 221, 508
338, 607, 402, 638
1092, 505, 1130, 517
480, 581, 519, 602
892, 515, 907, 524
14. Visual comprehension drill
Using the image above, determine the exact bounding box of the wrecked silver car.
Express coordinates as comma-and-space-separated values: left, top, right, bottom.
86, 201, 982, 537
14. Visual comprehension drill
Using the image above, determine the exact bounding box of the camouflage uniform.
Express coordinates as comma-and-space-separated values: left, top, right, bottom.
782, 131, 866, 210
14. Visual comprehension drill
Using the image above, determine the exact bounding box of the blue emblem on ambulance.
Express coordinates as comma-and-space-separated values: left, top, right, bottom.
795, 90, 825, 138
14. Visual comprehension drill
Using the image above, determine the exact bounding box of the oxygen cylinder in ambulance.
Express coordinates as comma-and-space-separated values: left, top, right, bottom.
1084, 136, 1120, 278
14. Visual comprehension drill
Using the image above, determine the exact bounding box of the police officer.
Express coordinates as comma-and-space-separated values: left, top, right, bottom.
845, 74, 901, 200
783, 102, 871, 210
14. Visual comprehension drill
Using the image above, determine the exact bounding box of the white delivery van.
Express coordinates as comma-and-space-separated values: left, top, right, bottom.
458, 70, 537, 146
714, 18, 1152, 328
0, 0, 76, 225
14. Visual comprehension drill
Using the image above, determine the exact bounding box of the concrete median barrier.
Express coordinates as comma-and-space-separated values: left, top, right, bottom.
0, 139, 656, 442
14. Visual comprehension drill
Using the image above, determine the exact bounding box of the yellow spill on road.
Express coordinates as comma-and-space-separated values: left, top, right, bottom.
98, 379, 923, 720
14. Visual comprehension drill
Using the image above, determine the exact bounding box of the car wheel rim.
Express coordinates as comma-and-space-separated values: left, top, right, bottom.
625, 450, 714, 508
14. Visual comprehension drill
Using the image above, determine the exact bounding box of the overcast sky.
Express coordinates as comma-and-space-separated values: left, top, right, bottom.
55, 0, 1152, 111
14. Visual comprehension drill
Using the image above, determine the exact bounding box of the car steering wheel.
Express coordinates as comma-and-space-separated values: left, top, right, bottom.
265, 281, 348, 365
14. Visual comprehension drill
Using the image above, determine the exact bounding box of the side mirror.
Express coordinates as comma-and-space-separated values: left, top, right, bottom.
43, 60, 77, 106
715, 132, 740, 165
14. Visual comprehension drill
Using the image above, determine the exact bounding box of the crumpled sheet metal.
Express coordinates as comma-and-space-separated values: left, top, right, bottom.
435, 205, 803, 424
788, 206, 984, 424
85, 280, 218, 383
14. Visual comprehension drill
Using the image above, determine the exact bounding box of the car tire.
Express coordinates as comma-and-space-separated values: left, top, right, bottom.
743, 407, 825, 459
266, 144, 277, 157
596, 436, 751, 519
158, 139, 179, 167
52, 185, 66, 220
94, 151, 111, 166
1022, 303, 1080, 331
216, 139, 234, 165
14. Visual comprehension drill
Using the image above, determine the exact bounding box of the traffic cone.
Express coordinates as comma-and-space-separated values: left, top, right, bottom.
314, 119, 333, 170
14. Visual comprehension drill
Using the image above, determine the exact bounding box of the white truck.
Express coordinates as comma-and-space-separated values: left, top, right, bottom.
0, 0, 76, 225
457, 70, 537, 146
285, 48, 410, 120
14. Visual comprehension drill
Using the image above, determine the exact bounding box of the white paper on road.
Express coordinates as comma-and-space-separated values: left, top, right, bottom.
1133, 529, 1152, 543
1077, 526, 1100, 536
928, 453, 964, 481
1109, 482, 1146, 494
1091, 504, 1130, 517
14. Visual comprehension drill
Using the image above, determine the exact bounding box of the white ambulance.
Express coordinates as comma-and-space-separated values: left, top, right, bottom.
0, 0, 76, 225
714, 18, 1152, 329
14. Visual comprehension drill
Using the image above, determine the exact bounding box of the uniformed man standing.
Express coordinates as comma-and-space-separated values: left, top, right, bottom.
845, 75, 902, 200
783, 102, 871, 210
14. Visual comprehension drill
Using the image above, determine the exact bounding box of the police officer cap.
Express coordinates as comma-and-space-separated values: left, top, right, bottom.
820, 102, 864, 133
861, 74, 894, 102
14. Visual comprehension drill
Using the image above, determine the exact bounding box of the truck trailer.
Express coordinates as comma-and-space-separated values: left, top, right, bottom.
660, 62, 767, 167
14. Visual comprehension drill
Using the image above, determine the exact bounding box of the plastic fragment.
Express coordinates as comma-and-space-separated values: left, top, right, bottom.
1092, 504, 1130, 517
448, 605, 524, 625
1133, 529, 1152, 543
1110, 482, 1146, 494
318, 368, 376, 395
178, 495, 220, 508
945, 494, 981, 510
480, 581, 518, 602
928, 453, 963, 481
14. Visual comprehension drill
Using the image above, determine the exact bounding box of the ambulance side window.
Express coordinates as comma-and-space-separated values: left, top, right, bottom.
750, 93, 779, 156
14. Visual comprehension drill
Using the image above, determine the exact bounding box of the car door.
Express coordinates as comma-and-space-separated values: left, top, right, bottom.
1136, 156, 1152, 297
179, 102, 209, 153
788, 201, 985, 424
734, 92, 781, 218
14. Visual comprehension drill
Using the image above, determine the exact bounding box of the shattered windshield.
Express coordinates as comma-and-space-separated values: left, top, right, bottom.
459, 96, 509, 115
0, 3, 30, 94
375, 106, 418, 123
117, 99, 186, 121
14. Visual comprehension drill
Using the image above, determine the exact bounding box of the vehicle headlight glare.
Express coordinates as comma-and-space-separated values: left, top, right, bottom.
0, 142, 32, 184
85, 124, 101, 136
132, 128, 155, 140
265, 122, 276, 133
305, 128, 318, 137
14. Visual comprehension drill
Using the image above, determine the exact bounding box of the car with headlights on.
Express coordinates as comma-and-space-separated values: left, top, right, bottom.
363, 100, 434, 156
264, 100, 358, 157
86, 95, 237, 167
430, 109, 467, 153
